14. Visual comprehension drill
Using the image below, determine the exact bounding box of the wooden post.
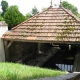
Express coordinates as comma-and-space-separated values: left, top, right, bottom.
3, 40, 9, 61
7, 41, 13, 49
72, 47, 80, 72
0, 39, 5, 61
38, 43, 42, 54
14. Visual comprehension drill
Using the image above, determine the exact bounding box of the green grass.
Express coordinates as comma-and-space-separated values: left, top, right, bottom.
0, 62, 66, 80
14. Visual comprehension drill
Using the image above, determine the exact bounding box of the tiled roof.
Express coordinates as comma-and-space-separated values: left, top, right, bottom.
2, 7, 80, 43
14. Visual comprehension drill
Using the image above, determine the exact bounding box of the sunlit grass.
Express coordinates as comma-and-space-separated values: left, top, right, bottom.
0, 62, 66, 80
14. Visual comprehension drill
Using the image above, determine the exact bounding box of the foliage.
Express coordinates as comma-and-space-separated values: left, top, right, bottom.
1, 0, 8, 17
0, 62, 66, 80
0, 16, 4, 21
0, 11, 2, 16
0, 11, 4, 21
42, 7, 47, 11
25, 6, 39, 19
31, 6, 39, 16
77, 14, 80, 18
62, 1, 79, 16
26, 12, 32, 20
54, 4, 59, 7
4, 5, 26, 30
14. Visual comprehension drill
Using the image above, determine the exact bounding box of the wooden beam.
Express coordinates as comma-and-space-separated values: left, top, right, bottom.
38, 43, 43, 54
3, 40, 9, 61
3, 38, 80, 44
38, 43, 40, 54
37, 48, 59, 66
7, 41, 13, 49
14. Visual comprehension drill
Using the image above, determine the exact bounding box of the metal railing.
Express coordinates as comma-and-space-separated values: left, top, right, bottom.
56, 64, 73, 72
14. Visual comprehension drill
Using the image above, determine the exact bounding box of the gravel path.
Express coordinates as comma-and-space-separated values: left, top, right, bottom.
33, 73, 80, 80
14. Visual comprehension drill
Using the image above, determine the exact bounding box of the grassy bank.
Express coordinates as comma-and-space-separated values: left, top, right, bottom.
0, 62, 66, 80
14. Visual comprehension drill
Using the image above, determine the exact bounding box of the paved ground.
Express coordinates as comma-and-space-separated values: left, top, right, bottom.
33, 73, 80, 80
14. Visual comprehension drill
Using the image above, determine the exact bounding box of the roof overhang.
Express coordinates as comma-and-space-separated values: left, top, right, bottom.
2, 38, 80, 45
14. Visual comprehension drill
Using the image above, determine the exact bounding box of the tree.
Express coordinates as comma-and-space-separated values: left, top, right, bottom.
62, 1, 79, 16
26, 13, 32, 20
31, 6, 39, 16
0, 16, 4, 21
0, 11, 4, 21
42, 7, 47, 11
4, 5, 26, 29
0, 11, 2, 16
1, 0, 8, 17
77, 14, 80, 18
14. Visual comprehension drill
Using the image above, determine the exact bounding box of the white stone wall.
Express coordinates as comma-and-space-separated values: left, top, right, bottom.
0, 26, 8, 37
0, 22, 8, 61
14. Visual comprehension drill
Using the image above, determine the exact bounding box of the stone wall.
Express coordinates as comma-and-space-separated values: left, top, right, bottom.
8, 41, 52, 63
9, 41, 38, 62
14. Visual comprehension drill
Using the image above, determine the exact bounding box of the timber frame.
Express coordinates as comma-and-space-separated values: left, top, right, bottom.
3, 40, 13, 61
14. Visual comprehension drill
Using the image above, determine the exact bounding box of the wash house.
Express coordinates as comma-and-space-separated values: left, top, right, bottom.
1, 2, 80, 72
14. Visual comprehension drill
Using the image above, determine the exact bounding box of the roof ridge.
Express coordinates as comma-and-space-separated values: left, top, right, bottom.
62, 7, 80, 22
12, 7, 50, 30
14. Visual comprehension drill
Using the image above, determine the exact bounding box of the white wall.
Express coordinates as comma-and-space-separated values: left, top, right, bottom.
0, 26, 8, 38
0, 22, 8, 62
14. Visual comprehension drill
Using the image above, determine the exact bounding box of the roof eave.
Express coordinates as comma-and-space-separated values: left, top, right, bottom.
2, 38, 80, 44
